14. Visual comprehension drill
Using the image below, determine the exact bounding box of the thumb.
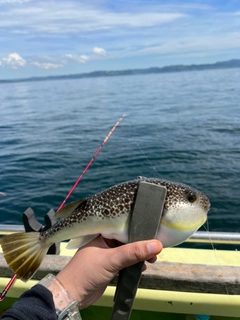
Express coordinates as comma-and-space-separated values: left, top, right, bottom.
108, 240, 162, 272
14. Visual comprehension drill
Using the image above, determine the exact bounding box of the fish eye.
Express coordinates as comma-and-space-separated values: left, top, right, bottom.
188, 194, 197, 203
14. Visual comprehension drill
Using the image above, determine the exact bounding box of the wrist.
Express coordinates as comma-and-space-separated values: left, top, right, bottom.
39, 274, 82, 320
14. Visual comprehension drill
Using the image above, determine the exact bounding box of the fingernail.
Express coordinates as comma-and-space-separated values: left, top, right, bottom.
147, 241, 161, 255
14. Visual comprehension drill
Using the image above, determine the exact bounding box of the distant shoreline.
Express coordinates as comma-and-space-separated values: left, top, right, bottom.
1, 58, 240, 84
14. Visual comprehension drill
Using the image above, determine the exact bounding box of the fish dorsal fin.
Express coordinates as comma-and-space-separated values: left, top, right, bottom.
66, 234, 99, 249
55, 199, 87, 219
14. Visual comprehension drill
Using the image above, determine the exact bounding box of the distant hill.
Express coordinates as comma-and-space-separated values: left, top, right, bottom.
1, 59, 240, 84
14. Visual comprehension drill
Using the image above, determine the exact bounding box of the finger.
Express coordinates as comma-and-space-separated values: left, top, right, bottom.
146, 255, 158, 264
107, 240, 162, 272
142, 263, 147, 272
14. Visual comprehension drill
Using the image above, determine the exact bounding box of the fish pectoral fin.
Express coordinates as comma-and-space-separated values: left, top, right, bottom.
55, 198, 88, 219
66, 234, 99, 249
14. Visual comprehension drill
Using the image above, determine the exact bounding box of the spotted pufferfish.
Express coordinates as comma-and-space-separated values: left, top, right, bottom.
0, 176, 210, 281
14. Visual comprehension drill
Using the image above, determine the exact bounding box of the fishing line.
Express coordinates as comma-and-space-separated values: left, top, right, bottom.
127, 117, 161, 178
203, 221, 231, 297
0, 114, 126, 301
134, 139, 161, 177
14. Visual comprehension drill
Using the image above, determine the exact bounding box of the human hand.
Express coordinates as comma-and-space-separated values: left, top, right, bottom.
56, 236, 162, 309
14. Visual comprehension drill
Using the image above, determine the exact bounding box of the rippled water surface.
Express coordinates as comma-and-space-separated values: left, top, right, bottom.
0, 68, 240, 236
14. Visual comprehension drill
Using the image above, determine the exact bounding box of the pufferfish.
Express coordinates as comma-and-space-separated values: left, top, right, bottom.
0, 177, 210, 281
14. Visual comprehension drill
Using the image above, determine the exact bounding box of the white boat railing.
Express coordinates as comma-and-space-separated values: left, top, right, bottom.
187, 231, 240, 245
0, 224, 240, 245
0, 224, 25, 233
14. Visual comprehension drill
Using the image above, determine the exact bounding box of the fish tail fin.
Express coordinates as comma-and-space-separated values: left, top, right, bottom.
0, 232, 49, 282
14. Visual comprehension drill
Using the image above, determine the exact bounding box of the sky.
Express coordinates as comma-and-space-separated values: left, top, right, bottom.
0, 0, 240, 79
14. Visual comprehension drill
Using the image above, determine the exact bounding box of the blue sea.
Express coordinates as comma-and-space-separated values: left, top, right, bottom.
0, 68, 240, 237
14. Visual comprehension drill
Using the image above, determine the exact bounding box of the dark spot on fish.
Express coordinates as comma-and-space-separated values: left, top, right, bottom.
167, 301, 173, 306
119, 205, 124, 211
104, 209, 109, 215
110, 208, 116, 216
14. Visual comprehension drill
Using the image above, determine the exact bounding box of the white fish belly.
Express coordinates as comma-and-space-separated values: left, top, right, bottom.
101, 213, 130, 243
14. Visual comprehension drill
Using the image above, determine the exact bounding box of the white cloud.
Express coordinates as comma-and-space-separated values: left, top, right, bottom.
0, 2, 185, 33
93, 47, 106, 56
65, 54, 89, 63
136, 32, 240, 57
65, 54, 73, 59
1, 53, 26, 68
31, 61, 63, 69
